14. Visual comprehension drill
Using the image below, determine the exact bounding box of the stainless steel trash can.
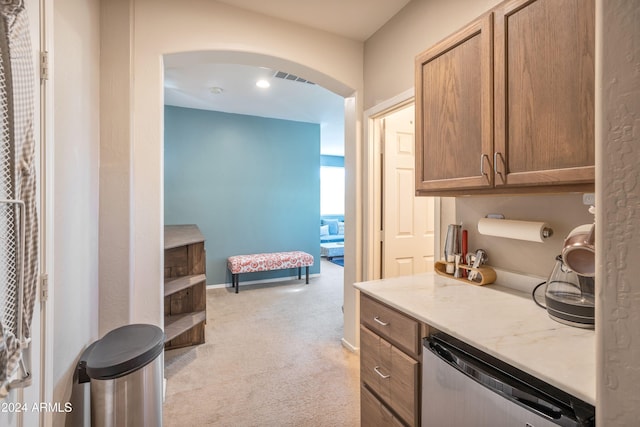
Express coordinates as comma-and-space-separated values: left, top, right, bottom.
78, 324, 165, 427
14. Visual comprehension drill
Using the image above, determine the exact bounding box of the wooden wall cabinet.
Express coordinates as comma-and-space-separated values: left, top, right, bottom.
164, 225, 207, 350
415, 13, 494, 193
360, 294, 425, 427
415, 0, 595, 196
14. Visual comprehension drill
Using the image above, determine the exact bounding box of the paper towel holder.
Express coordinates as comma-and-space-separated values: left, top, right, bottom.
484, 213, 554, 239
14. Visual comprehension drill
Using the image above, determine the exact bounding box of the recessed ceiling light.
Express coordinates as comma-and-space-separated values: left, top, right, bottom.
209, 86, 224, 95
256, 79, 270, 88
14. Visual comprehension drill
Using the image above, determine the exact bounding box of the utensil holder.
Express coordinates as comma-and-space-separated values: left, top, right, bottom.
434, 261, 496, 286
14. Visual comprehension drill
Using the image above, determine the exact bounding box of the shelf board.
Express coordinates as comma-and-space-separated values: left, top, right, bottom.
165, 274, 207, 297
164, 225, 204, 249
164, 310, 206, 343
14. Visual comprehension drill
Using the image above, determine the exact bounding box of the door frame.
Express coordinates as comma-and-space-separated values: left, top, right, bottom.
362, 88, 442, 281
38, 0, 54, 424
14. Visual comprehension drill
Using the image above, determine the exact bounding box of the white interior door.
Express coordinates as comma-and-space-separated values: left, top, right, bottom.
382, 105, 435, 278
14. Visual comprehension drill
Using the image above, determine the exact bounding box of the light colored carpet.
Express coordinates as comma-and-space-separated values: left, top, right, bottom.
163, 259, 361, 426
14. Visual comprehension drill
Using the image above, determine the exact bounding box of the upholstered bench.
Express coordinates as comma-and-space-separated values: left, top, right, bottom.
227, 251, 314, 293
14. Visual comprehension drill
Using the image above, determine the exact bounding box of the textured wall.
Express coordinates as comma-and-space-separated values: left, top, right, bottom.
597, 0, 640, 424
164, 106, 321, 285
364, 0, 502, 110
51, 0, 101, 426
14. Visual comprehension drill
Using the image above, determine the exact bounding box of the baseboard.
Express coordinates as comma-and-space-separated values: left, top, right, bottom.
206, 273, 321, 290
341, 338, 359, 354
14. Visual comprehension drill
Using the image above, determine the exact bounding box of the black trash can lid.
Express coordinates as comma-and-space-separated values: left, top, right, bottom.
85, 324, 165, 380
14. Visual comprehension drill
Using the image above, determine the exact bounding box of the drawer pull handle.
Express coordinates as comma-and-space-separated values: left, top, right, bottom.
374, 366, 390, 379
373, 316, 389, 326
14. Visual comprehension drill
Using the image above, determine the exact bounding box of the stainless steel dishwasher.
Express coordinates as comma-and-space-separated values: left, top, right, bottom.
422, 333, 595, 427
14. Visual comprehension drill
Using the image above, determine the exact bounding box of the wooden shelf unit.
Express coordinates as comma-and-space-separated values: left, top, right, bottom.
164, 311, 207, 343
164, 225, 207, 350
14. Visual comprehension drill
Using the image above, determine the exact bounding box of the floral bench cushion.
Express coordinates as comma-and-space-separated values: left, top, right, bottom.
227, 251, 314, 274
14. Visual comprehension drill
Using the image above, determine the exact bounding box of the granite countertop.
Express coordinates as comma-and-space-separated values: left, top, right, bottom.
354, 272, 596, 405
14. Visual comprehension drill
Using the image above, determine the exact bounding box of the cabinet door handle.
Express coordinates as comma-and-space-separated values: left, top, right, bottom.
373, 316, 389, 326
494, 152, 505, 182
480, 154, 490, 178
374, 366, 391, 379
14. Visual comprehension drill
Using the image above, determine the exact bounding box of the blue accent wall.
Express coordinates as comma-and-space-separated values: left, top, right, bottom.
164, 106, 321, 285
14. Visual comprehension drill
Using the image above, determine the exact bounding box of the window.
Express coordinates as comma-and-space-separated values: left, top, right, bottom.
320, 166, 344, 215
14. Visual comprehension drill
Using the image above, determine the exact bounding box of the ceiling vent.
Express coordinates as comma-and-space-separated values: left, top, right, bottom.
273, 71, 315, 85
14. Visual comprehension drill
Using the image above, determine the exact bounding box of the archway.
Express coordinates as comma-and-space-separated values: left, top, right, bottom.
160, 50, 361, 350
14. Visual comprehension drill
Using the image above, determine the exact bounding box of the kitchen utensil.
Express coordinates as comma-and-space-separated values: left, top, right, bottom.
544, 255, 594, 329
468, 249, 487, 281
562, 224, 595, 277
444, 224, 462, 262
454, 254, 463, 278
446, 254, 455, 274
466, 252, 474, 266
461, 230, 468, 277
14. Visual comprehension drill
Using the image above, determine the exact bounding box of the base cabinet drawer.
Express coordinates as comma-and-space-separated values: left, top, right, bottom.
361, 326, 419, 426
361, 385, 405, 427
361, 294, 420, 356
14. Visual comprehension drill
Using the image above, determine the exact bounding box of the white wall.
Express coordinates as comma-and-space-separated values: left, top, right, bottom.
596, 0, 640, 424
52, 0, 101, 425
456, 194, 594, 277
99, 0, 364, 346
364, 0, 502, 110
99, 0, 133, 335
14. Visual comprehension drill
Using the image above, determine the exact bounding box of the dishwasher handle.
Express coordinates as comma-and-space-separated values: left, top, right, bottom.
426, 338, 566, 423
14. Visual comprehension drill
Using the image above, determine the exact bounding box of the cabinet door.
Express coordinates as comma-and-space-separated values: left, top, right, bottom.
494, 0, 595, 187
361, 326, 419, 426
361, 385, 405, 427
415, 13, 493, 192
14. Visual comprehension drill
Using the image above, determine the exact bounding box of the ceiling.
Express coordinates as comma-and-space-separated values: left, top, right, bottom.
163, 1, 411, 157
214, 0, 411, 42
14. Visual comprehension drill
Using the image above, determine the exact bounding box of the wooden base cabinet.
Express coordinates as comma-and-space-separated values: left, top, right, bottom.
415, 0, 595, 196
360, 294, 423, 427
164, 225, 207, 350
361, 385, 405, 427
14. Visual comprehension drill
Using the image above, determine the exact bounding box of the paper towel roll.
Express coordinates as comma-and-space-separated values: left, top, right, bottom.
477, 218, 551, 242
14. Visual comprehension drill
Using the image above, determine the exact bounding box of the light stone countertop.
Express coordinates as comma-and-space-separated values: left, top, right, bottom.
354, 272, 596, 405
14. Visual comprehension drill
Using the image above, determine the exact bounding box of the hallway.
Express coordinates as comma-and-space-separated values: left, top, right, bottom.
163, 259, 360, 426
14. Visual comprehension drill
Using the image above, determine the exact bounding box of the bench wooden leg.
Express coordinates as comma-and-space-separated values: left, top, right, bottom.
305, 266, 309, 284
233, 273, 239, 293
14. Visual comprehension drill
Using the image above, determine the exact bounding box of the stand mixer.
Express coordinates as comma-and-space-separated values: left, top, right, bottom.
544, 201, 596, 329
544, 254, 595, 329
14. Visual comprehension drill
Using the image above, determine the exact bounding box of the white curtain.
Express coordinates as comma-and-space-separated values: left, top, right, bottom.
0, 0, 37, 398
